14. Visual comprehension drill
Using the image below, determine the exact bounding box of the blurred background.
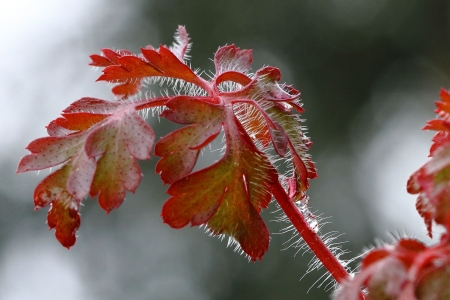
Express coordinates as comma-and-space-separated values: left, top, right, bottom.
1, 0, 449, 299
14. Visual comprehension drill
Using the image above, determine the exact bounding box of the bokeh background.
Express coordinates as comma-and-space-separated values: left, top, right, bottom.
1, 0, 450, 299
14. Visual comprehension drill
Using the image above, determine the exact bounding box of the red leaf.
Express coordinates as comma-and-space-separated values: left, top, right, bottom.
214, 45, 253, 75
361, 249, 390, 269
337, 238, 432, 300
266, 105, 317, 191
216, 71, 252, 86
97, 56, 162, 82
430, 131, 450, 156
101, 48, 126, 64
396, 238, 427, 253
169, 25, 190, 62
423, 119, 450, 131
32, 159, 93, 209
89, 49, 134, 67
89, 54, 114, 67
407, 169, 422, 194
217, 64, 316, 196
219, 66, 316, 194
112, 81, 143, 100
94, 33, 206, 98
440, 88, 450, 103
62, 97, 123, 114
224, 66, 299, 103
85, 107, 155, 212
234, 103, 272, 148
140, 46, 203, 86
416, 194, 434, 238
48, 113, 108, 132
18, 134, 87, 172
161, 110, 278, 261
32, 160, 88, 248
47, 199, 81, 249
155, 96, 224, 184
18, 98, 156, 246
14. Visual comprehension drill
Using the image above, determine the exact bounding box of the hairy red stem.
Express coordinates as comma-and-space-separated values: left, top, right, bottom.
272, 181, 350, 283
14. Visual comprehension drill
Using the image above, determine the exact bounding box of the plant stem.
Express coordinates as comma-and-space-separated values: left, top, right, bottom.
272, 180, 350, 283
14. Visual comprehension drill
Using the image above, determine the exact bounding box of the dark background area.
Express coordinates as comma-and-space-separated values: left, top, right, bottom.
1, 0, 449, 299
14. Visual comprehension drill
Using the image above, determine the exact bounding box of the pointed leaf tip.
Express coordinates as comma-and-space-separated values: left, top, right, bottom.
89, 54, 113, 67
170, 26, 190, 62
440, 88, 450, 103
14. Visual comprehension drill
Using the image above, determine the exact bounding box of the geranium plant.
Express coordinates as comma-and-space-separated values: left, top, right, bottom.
17, 26, 450, 299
